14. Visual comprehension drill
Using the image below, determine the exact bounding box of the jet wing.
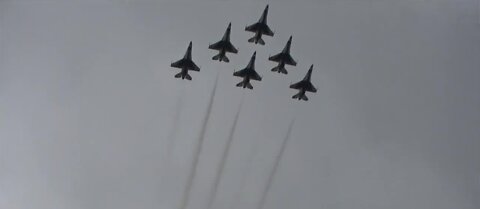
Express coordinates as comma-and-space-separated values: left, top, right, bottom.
269, 54, 297, 66
284, 54, 297, 66
245, 23, 260, 32
263, 25, 274, 37
208, 41, 223, 50
289, 81, 303, 90
170, 59, 184, 68
225, 42, 238, 53
189, 61, 200, 71
268, 53, 282, 62
305, 83, 317, 92
251, 70, 262, 81
233, 69, 247, 77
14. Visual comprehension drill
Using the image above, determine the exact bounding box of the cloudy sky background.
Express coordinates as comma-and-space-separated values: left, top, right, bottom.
1, 0, 479, 209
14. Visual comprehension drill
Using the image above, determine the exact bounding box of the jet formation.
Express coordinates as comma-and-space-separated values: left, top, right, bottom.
170, 4, 317, 101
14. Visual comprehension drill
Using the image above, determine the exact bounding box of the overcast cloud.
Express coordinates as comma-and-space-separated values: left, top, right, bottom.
1, 1, 479, 209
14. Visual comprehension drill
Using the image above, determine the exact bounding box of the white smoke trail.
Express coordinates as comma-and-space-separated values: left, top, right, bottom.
205, 96, 244, 209
178, 74, 219, 209
164, 84, 186, 167
255, 119, 295, 209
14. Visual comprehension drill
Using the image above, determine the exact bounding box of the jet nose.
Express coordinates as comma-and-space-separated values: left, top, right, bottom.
289, 35, 293, 41
252, 51, 257, 57
228, 22, 232, 28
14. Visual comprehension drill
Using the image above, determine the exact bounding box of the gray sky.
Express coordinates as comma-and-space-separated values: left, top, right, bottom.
1, 0, 479, 209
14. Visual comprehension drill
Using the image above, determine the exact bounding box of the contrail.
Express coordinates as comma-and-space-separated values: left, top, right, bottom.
205, 96, 244, 209
229, 133, 261, 209
255, 119, 295, 209
178, 74, 219, 209
161, 84, 185, 176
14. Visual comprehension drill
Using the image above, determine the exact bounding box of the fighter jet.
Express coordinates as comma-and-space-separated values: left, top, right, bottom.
170, 41, 200, 80
233, 51, 262, 89
269, 36, 297, 74
245, 5, 274, 45
290, 65, 317, 101
209, 23, 238, 62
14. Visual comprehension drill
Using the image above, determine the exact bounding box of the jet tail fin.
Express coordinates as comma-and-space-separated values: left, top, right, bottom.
271, 66, 288, 74
248, 37, 265, 45
175, 72, 192, 80
222, 56, 229, 62
246, 82, 253, 89
236, 81, 244, 87
292, 92, 308, 101
257, 38, 265, 45
236, 81, 253, 89
212, 54, 230, 62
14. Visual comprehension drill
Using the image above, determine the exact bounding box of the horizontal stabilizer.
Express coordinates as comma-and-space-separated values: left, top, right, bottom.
212, 54, 220, 60
185, 73, 192, 80
257, 38, 265, 45
248, 37, 256, 43
174, 73, 182, 78
246, 82, 253, 89
292, 92, 308, 101
271, 66, 287, 74
222, 56, 229, 62
236, 81, 244, 87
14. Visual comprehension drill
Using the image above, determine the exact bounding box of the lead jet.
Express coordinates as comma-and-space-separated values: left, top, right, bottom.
233, 51, 262, 89
209, 23, 238, 62
245, 5, 274, 45
170, 41, 200, 80
290, 65, 317, 101
269, 36, 297, 74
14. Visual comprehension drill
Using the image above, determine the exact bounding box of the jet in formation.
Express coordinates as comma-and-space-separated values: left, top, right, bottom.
170, 42, 200, 80
269, 36, 297, 74
233, 51, 262, 89
290, 65, 317, 101
245, 5, 274, 45
209, 23, 238, 62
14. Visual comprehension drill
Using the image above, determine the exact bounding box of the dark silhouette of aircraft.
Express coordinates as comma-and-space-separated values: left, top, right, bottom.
233, 51, 262, 89
290, 65, 317, 101
170, 42, 200, 80
245, 5, 274, 45
209, 23, 238, 62
269, 36, 297, 74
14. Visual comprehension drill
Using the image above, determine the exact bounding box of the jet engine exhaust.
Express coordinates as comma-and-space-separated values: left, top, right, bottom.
256, 119, 295, 209
178, 74, 219, 209
206, 97, 244, 209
